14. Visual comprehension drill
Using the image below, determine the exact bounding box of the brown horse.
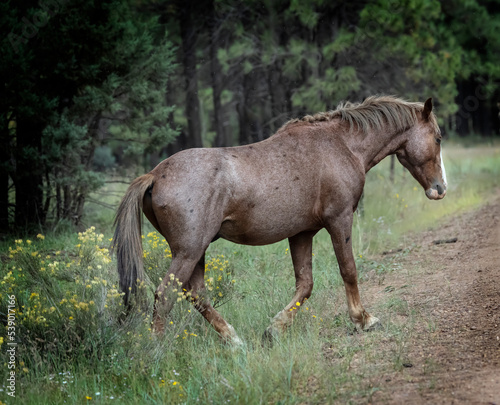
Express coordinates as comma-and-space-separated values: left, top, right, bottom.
112, 96, 447, 345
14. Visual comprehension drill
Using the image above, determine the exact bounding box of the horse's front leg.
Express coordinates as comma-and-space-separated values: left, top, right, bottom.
263, 230, 317, 343
326, 211, 380, 331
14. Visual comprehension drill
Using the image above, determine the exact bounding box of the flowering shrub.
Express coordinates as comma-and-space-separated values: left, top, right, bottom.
204, 255, 235, 308
76, 226, 112, 270
1, 228, 235, 372
143, 231, 172, 288
0, 228, 122, 366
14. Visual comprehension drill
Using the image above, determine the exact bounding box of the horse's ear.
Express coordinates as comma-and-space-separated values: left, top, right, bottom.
422, 98, 433, 121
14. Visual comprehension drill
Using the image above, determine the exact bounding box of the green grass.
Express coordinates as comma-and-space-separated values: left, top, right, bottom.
1, 141, 499, 404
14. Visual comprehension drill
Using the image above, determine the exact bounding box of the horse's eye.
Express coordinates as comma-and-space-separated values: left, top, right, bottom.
436, 138, 441, 145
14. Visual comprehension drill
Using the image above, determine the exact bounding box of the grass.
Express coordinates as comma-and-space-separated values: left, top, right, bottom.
0, 140, 499, 404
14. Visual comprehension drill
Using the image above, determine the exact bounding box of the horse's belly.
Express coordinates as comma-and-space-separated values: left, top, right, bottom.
218, 210, 318, 246
218, 229, 288, 246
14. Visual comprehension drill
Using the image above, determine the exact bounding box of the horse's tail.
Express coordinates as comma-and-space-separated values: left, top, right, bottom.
112, 173, 155, 307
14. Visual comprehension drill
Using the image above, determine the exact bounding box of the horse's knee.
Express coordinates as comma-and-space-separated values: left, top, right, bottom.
340, 267, 357, 285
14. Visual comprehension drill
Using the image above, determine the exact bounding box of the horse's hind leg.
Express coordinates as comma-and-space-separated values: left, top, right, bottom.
263, 231, 316, 343
185, 255, 243, 346
152, 253, 201, 334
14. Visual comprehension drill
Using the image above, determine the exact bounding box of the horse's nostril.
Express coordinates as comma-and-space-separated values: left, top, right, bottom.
436, 184, 444, 195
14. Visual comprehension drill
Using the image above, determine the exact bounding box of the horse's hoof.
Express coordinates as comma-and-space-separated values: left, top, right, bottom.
223, 324, 245, 349
363, 315, 381, 331
229, 334, 245, 349
353, 315, 381, 333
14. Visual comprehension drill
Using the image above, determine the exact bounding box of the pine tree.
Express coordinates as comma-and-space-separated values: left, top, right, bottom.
0, 0, 178, 231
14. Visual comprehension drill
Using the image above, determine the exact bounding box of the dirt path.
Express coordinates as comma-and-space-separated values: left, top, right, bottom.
367, 193, 500, 404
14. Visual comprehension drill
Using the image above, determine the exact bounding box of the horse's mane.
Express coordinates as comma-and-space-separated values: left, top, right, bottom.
281, 95, 439, 133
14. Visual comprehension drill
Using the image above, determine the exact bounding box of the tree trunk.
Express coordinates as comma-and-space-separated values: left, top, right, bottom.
56, 173, 61, 221
455, 80, 473, 137
237, 73, 262, 145
208, 0, 228, 147
179, 1, 203, 148
14, 117, 44, 230
494, 101, 500, 136
164, 79, 187, 156
268, 60, 290, 132
478, 100, 491, 136
74, 114, 101, 226
0, 169, 9, 233
237, 74, 251, 146
0, 122, 10, 233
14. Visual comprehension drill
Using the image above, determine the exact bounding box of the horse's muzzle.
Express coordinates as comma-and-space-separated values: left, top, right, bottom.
425, 184, 446, 200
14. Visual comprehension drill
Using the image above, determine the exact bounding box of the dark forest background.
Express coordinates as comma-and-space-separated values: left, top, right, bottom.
1, 0, 499, 233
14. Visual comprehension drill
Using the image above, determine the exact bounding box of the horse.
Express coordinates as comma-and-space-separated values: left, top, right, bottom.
112, 95, 447, 345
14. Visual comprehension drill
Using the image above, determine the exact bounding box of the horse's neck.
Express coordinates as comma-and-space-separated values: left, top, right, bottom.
354, 126, 407, 173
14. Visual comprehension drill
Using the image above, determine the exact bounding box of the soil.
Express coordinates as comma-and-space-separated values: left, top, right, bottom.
364, 192, 500, 404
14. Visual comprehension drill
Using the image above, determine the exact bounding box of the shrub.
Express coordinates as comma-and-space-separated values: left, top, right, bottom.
0, 229, 122, 369
0, 228, 235, 374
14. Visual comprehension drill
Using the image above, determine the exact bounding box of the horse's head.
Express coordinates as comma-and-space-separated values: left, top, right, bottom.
396, 98, 447, 200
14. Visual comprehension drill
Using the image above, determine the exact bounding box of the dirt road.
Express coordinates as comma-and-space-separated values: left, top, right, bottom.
367, 193, 500, 404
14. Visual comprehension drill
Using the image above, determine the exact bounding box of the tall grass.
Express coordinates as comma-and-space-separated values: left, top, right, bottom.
1, 141, 499, 404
